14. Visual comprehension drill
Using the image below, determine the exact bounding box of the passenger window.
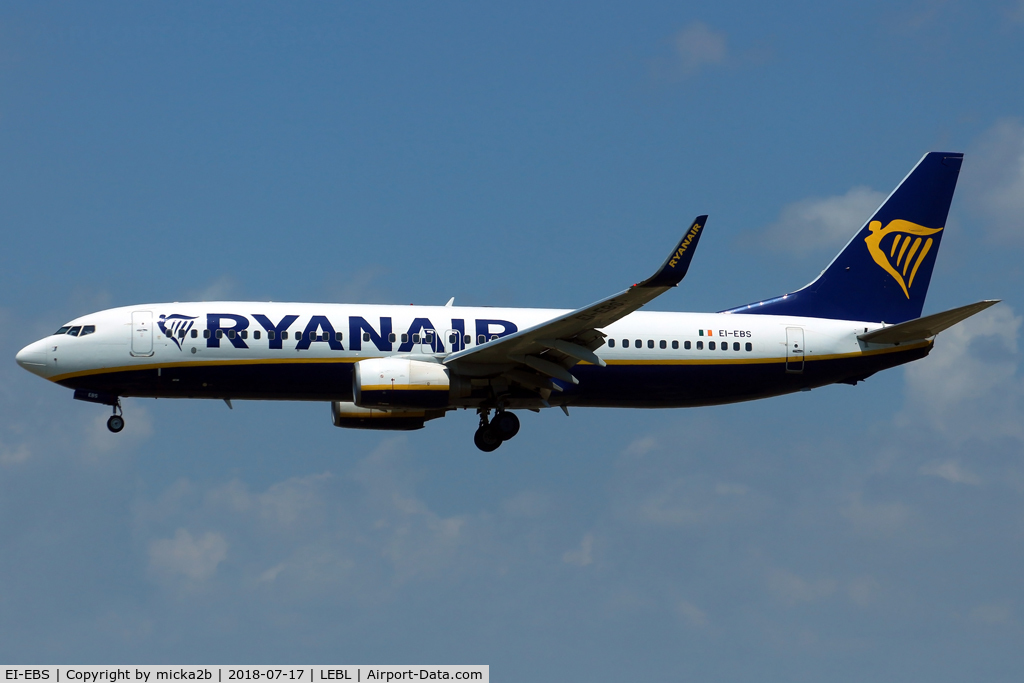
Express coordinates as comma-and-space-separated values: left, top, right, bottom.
684, 341, 691, 350
336, 332, 343, 341
203, 330, 211, 339
281, 331, 289, 340
709, 341, 715, 350
426, 332, 435, 343
68, 326, 82, 337
490, 335, 498, 341
745, 342, 752, 352
389, 333, 397, 343
55, 326, 71, 335
413, 334, 420, 343
81, 325, 96, 336
733, 342, 740, 351
464, 334, 471, 344
696, 341, 703, 350
672, 340, 679, 349
660, 340, 667, 349
240, 330, 247, 339
254, 330, 261, 340
647, 340, 654, 349
191, 329, 198, 338
608, 339, 615, 348
177, 329, 185, 338
477, 335, 485, 344
227, 330, 236, 339
635, 339, 641, 348
448, 333, 458, 344
268, 330, 275, 340
401, 334, 409, 343
363, 332, 370, 342
622, 339, 629, 348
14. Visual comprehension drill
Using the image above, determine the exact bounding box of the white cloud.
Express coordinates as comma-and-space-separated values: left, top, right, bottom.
919, 460, 982, 485
673, 22, 727, 76
715, 482, 749, 496
562, 533, 594, 567
188, 275, 238, 302
969, 602, 1013, 626
760, 186, 886, 255
149, 529, 228, 581
768, 569, 837, 604
841, 493, 912, 538
677, 600, 708, 627
900, 304, 1023, 443
85, 404, 154, 454
846, 577, 880, 607
502, 490, 552, 518
623, 435, 659, 457
206, 473, 333, 528
0, 440, 31, 466
964, 118, 1024, 243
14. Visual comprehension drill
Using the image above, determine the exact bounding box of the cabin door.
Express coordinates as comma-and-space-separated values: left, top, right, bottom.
785, 327, 804, 373
131, 311, 154, 357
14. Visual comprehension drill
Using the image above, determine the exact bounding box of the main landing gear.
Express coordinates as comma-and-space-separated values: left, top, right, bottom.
106, 399, 125, 433
474, 409, 520, 452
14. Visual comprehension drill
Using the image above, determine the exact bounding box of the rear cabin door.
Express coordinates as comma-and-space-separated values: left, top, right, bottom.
131, 311, 154, 357
785, 327, 804, 373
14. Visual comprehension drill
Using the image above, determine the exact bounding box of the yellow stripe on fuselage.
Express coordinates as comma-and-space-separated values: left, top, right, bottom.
49, 341, 930, 383
361, 384, 448, 391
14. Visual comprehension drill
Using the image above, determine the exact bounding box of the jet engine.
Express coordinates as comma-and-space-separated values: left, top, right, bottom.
331, 401, 445, 431
353, 357, 452, 409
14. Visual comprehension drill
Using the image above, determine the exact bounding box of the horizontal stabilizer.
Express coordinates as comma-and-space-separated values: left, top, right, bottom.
858, 300, 1000, 344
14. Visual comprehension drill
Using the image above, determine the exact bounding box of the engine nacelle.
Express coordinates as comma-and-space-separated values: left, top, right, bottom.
353, 357, 451, 409
331, 401, 446, 431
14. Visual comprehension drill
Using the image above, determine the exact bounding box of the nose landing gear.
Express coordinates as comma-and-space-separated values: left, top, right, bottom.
473, 409, 521, 451
106, 399, 124, 433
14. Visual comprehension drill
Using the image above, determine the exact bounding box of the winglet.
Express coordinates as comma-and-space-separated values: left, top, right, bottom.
638, 215, 708, 288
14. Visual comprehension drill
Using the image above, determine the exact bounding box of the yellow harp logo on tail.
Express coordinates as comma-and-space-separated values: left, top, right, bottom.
864, 220, 944, 298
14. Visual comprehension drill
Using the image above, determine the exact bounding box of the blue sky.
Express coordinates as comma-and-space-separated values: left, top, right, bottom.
2, 2, 1023, 679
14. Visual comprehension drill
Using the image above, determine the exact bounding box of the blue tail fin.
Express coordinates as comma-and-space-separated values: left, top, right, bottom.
723, 152, 963, 323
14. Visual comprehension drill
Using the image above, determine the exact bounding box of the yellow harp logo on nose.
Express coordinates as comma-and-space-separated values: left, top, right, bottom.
864, 219, 943, 298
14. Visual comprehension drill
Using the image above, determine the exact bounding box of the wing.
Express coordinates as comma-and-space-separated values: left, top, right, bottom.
444, 216, 708, 389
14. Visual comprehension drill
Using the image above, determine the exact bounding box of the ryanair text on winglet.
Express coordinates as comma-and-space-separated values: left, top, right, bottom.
668, 222, 703, 268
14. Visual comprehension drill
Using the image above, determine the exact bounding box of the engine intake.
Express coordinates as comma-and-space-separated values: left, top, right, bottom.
353, 358, 451, 409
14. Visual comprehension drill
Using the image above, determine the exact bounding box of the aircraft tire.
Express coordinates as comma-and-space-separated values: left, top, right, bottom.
474, 425, 502, 452
107, 415, 125, 433
493, 411, 520, 440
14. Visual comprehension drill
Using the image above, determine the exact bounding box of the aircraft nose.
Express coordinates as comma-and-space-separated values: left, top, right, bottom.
15, 340, 48, 375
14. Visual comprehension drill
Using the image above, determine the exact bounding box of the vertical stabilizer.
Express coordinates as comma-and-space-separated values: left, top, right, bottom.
723, 152, 963, 323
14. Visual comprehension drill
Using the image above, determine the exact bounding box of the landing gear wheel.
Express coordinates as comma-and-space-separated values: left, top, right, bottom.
107, 415, 125, 433
474, 425, 502, 452
493, 411, 520, 441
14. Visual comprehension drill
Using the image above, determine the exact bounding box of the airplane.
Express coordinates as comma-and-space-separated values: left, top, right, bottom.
16, 152, 998, 451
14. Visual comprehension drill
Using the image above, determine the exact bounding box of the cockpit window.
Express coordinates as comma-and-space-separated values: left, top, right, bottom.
80, 325, 96, 336
55, 326, 71, 335
67, 326, 82, 337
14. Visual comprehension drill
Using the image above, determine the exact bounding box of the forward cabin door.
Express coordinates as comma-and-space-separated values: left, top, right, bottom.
419, 328, 438, 356
131, 311, 154, 357
785, 326, 804, 373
